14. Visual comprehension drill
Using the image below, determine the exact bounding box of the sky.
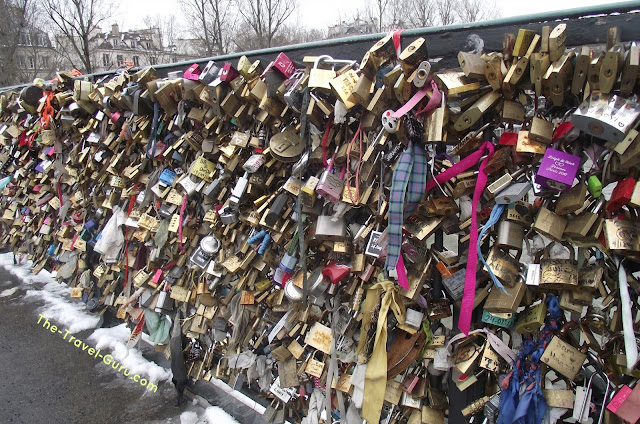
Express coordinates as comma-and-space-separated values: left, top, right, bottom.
118, 0, 624, 35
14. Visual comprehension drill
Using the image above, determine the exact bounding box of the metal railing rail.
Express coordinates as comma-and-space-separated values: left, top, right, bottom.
1, 0, 640, 93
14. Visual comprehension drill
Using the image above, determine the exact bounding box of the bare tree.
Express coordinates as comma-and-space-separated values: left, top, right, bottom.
234, 0, 297, 49
457, 0, 495, 23
405, 0, 436, 28
270, 25, 326, 47
359, 0, 495, 32
365, 0, 391, 32
43, 0, 112, 73
180, 0, 233, 56
142, 15, 178, 49
0, 0, 37, 85
437, 0, 458, 26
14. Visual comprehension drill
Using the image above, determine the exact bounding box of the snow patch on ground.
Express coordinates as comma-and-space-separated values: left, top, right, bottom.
25, 282, 100, 332
0, 251, 250, 424
0, 286, 19, 297
89, 324, 172, 384
180, 411, 200, 424
179, 406, 241, 424
203, 406, 241, 424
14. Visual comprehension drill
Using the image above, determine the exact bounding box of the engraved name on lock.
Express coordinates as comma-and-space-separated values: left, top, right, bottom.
486, 248, 520, 287
540, 259, 578, 290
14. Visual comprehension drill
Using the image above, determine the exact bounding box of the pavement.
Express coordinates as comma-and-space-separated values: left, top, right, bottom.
0, 265, 268, 424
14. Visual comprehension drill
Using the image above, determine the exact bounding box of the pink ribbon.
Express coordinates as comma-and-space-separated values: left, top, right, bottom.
396, 254, 409, 290
425, 141, 494, 335
391, 80, 441, 119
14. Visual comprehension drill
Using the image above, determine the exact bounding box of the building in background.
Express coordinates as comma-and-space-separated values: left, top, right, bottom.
90, 24, 199, 73
327, 19, 377, 38
11, 28, 59, 84
56, 23, 201, 76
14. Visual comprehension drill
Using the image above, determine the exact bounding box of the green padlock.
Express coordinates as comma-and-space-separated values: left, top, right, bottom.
587, 175, 603, 198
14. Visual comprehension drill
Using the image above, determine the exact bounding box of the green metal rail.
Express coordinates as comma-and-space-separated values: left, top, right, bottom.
2, 1, 640, 92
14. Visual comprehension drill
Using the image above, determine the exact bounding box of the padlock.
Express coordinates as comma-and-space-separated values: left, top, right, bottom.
572, 92, 640, 143
484, 247, 521, 287
495, 219, 525, 253
538, 241, 578, 291
533, 206, 567, 240
316, 164, 344, 203
381, 110, 399, 133
535, 147, 581, 192
555, 181, 587, 215
607, 176, 635, 211
564, 196, 605, 238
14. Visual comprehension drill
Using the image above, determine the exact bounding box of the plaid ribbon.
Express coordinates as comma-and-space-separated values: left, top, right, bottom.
385, 142, 427, 271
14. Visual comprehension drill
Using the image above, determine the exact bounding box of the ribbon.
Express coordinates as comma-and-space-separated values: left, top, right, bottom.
424, 141, 494, 335
390, 29, 404, 57
321, 116, 334, 168
477, 203, 507, 293
616, 256, 638, 371
145, 101, 160, 159
385, 142, 427, 273
359, 281, 406, 424
391, 79, 441, 119
178, 194, 188, 254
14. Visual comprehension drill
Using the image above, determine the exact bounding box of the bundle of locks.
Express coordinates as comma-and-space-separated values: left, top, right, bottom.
1, 20, 640, 424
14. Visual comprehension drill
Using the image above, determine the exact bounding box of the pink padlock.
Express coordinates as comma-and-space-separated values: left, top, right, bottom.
183, 63, 202, 81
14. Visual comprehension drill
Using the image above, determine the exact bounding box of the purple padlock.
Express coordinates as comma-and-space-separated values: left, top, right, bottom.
535, 148, 580, 192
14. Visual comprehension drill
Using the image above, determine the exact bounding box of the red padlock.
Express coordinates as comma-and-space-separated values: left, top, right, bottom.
322, 261, 350, 285
607, 177, 635, 212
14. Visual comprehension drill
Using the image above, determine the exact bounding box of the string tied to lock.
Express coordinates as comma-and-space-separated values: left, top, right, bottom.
477, 203, 508, 293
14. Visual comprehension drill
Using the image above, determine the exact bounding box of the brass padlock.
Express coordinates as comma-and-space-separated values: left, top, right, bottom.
533, 206, 567, 241
555, 182, 587, 215
538, 241, 578, 291
485, 247, 521, 288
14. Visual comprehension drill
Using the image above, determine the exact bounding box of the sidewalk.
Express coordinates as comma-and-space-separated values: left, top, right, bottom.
0, 254, 268, 424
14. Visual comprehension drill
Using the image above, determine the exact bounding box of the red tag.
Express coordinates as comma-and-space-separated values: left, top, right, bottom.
499, 132, 518, 146
553, 122, 573, 141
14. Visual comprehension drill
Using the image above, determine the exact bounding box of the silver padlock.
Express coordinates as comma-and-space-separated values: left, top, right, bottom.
313, 215, 347, 241
179, 174, 205, 197
414, 61, 431, 88
495, 182, 530, 204
219, 207, 238, 225
229, 171, 249, 209
495, 220, 525, 252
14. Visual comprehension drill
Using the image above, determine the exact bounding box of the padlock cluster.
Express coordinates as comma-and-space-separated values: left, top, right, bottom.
0, 22, 639, 424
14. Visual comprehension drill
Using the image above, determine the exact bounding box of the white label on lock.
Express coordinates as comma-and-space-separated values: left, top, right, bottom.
87, 132, 101, 144
381, 110, 398, 133
572, 385, 592, 422
365, 230, 384, 258
526, 264, 541, 286
270, 377, 296, 403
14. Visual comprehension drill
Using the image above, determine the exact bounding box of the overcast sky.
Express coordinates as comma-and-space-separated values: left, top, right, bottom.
118, 0, 623, 35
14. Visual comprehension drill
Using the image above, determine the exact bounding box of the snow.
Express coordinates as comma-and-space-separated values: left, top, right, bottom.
89, 324, 172, 384
0, 251, 257, 424
180, 411, 200, 424
0, 286, 19, 297
180, 406, 241, 424
25, 281, 100, 333
203, 406, 241, 424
